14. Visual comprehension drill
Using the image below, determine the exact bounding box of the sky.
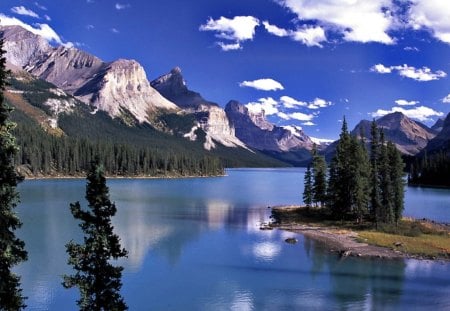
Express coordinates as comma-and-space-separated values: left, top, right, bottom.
1, 0, 450, 140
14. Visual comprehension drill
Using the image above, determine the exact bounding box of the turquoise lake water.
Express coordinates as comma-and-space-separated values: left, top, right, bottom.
16, 168, 450, 310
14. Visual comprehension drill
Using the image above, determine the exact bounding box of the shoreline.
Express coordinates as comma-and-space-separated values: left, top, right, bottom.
268, 205, 450, 262
22, 173, 227, 181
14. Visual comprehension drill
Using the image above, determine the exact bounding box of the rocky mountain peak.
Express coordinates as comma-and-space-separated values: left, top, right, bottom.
352, 112, 436, 155
431, 118, 445, 133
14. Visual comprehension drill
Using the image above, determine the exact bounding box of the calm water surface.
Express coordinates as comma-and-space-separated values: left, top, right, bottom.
16, 168, 450, 310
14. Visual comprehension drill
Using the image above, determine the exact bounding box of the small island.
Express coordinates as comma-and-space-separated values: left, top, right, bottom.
269, 205, 450, 261
266, 120, 450, 262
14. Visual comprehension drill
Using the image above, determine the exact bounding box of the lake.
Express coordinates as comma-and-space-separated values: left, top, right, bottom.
16, 168, 450, 310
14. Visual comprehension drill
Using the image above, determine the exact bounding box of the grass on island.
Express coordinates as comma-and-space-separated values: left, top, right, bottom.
271, 206, 450, 260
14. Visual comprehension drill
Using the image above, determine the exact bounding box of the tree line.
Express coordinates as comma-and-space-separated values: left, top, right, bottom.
408, 150, 450, 187
303, 118, 405, 226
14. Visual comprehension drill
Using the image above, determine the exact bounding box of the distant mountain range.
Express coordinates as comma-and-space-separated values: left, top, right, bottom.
1, 24, 448, 169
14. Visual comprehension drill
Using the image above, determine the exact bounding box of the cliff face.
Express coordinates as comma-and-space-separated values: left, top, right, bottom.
225, 100, 313, 152
425, 112, 450, 153
1, 25, 178, 125
352, 112, 437, 155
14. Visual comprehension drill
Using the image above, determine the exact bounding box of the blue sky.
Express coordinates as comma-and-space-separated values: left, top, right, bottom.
1, 0, 450, 140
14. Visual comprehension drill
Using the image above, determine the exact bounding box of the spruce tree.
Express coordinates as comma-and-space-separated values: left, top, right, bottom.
378, 131, 394, 224
388, 142, 405, 225
369, 121, 382, 226
63, 159, 128, 311
349, 135, 370, 223
311, 145, 327, 207
303, 165, 313, 209
0, 37, 28, 310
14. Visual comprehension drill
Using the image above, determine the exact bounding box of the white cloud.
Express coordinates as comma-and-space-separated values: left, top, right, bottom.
408, 0, 450, 44
290, 112, 315, 121
280, 96, 307, 108
404, 46, 419, 52
200, 16, 260, 51
371, 63, 447, 81
310, 137, 334, 144
371, 106, 444, 122
111, 28, 120, 34
0, 14, 71, 46
217, 42, 241, 51
277, 112, 290, 120
277, 0, 395, 44
11, 6, 40, 18
263, 21, 289, 37
86, 24, 95, 30
371, 64, 392, 74
115, 3, 131, 10
307, 98, 332, 109
263, 21, 326, 47
395, 99, 419, 106
239, 78, 284, 91
246, 97, 279, 115
302, 121, 316, 126
34, 2, 47, 10
291, 26, 326, 47
442, 94, 450, 103
44, 15, 51, 21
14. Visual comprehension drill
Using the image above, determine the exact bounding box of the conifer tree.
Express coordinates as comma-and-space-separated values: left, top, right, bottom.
0, 37, 28, 310
303, 165, 313, 209
388, 142, 405, 225
311, 145, 327, 207
349, 135, 370, 223
378, 131, 394, 223
63, 158, 128, 311
369, 121, 382, 226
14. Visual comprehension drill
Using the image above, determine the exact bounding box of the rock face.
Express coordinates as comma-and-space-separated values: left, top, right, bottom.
151, 67, 217, 111
425, 112, 450, 154
1, 25, 178, 125
352, 112, 437, 155
152, 68, 246, 150
225, 100, 314, 152
431, 118, 445, 133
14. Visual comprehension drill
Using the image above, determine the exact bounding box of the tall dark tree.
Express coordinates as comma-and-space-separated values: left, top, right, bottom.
378, 131, 394, 224
303, 164, 313, 209
349, 135, 370, 223
63, 159, 128, 311
0, 37, 28, 310
311, 145, 327, 207
387, 141, 405, 225
369, 121, 382, 226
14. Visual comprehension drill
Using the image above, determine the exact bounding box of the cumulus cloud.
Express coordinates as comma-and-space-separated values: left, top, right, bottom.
34, 2, 47, 10
111, 28, 120, 34
11, 6, 39, 18
239, 78, 284, 91
408, 0, 450, 44
200, 16, 260, 51
395, 99, 418, 106
370, 106, 444, 122
371, 64, 392, 74
404, 46, 419, 52
307, 98, 332, 109
115, 3, 131, 10
276, 0, 395, 44
280, 96, 307, 108
302, 121, 316, 126
371, 63, 447, 81
289, 112, 315, 121
246, 97, 279, 115
442, 94, 450, 103
0, 14, 71, 46
263, 21, 326, 47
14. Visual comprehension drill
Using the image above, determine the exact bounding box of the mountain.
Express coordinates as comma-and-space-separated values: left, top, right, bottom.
151, 67, 247, 150
431, 118, 445, 133
224, 100, 314, 165
1, 25, 178, 126
352, 112, 436, 155
424, 112, 450, 154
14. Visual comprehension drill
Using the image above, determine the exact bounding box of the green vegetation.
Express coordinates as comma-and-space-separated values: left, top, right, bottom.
304, 118, 405, 226
408, 150, 450, 187
63, 159, 128, 310
0, 38, 28, 310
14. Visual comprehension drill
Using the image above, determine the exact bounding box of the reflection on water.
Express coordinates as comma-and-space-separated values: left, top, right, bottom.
16, 169, 450, 310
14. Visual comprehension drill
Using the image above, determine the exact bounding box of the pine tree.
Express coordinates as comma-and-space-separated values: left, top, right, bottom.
0, 37, 28, 310
378, 131, 394, 224
303, 165, 313, 209
311, 145, 327, 207
388, 142, 405, 225
350, 135, 370, 223
369, 121, 382, 226
63, 159, 128, 311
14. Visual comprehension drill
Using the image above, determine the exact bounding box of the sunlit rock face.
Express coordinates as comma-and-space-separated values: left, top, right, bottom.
225, 100, 314, 152
1, 25, 178, 125
153, 67, 247, 150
